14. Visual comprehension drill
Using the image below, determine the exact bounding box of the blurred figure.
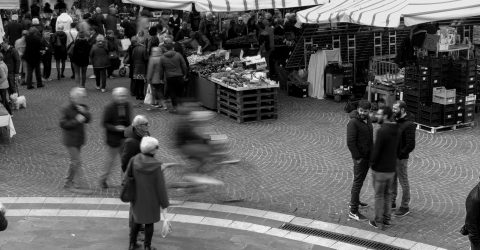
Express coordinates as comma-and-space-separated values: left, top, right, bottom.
90, 35, 110, 92
50, 13, 58, 32
0, 202, 7, 231
234, 17, 247, 37
146, 47, 166, 110
121, 15, 136, 39
59, 87, 91, 192
4, 14, 23, 46
346, 100, 373, 221
43, 2, 53, 14
391, 100, 416, 216
31, 18, 43, 34
463, 177, 480, 250
100, 87, 132, 189
121, 115, 150, 173
146, 27, 159, 56
24, 27, 44, 89
14, 30, 28, 84
71, 31, 91, 87
1, 41, 21, 95
40, 29, 53, 82
22, 14, 33, 30
127, 136, 170, 250
369, 106, 399, 230
125, 36, 138, 96
105, 7, 118, 34
92, 7, 106, 35
175, 22, 191, 42
159, 42, 187, 113
273, 18, 285, 36
106, 30, 121, 78
0, 52, 12, 115
56, 9, 73, 32
67, 23, 78, 80
168, 11, 182, 38
52, 25, 68, 79
189, 5, 201, 32
30, 1, 40, 18
131, 36, 148, 101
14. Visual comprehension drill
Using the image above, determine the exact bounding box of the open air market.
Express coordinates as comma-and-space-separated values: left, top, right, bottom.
1, 0, 480, 249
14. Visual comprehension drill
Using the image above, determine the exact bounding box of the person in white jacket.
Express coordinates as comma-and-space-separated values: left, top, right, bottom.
56, 9, 73, 32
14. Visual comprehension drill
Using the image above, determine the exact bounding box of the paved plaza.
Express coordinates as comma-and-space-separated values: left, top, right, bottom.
0, 71, 477, 249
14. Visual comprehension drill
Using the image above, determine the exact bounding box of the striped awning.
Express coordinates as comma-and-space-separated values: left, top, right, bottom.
123, 0, 328, 12
0, 0, 20, 9
297, 0, 480, 27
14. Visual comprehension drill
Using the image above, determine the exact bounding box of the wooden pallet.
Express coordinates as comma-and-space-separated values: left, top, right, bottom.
415, 122, 474, 133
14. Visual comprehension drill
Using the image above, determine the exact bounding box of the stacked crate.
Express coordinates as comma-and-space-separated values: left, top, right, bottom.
446, 58, 477, 122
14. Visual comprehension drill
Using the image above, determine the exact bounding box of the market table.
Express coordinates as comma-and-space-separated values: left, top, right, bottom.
0, 104, 16, 139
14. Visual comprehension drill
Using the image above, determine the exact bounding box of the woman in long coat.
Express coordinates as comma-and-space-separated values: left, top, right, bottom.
131, 36, 149, 101
127, 136, 169, 250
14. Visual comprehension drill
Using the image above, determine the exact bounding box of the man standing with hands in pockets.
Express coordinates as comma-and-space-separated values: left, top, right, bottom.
60, 87, 92, 193
100, 87, 132, 189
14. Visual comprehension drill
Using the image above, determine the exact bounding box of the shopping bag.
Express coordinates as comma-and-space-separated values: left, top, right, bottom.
160, 210, 172, 238
144, 85, 154, 105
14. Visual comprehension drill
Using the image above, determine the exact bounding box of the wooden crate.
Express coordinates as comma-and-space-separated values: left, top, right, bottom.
217, 85, 278, 123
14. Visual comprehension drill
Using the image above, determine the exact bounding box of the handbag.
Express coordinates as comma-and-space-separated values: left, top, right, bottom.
120, 159, 136, 203
144, 84, 154, 105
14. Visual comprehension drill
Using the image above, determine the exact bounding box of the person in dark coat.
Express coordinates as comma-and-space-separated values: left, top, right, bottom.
52, 26, 68, 80
120, 16, 136, 39
0, 42, 21, 95
71, 31, 91, 87
463, 178, 480, 250
106, 30, 121, 78
127, 136, 170, 250
40, 29, 53, 81
121, 115, 150, 173
0, 202, 7, 231
168, 12, 182, 38
43, 3, 53, 14
131, 36, 148, 101
368, 106, 399, 229
125, 37, 138, 97
4, 15, 24, 46
189, 6, 201, 32
159, 42, 187, 113
391, 100, 416, 216
99, 87, 132, 189
24, 27, 44, 89
105, 8, 118, 34
54, 0, 67, 12
92, 7, 106, 35
50, 13, 58, 33
59, 87, 92, 192
30, 1, 41, 18
89, 35, 110, 92
346, 100, 373, 221
22, 14, 33, 31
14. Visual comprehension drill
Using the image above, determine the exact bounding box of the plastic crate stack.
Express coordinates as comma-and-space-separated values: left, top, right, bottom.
446, 58, 477, 124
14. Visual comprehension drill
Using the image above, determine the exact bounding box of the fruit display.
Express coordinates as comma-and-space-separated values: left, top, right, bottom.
190, 56, 238, 77
187, 53, 214, 65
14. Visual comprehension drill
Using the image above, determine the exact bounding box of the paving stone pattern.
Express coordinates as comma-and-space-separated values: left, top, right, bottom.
0, 73, 477, 249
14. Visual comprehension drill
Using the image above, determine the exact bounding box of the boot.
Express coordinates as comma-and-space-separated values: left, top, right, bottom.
129, 242, 140, 250
144, 246, 156, 250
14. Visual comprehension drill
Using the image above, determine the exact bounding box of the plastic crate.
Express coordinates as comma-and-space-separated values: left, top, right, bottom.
465, 111, 475, 122
441, 104, 457, 113
433, 87, 456, 105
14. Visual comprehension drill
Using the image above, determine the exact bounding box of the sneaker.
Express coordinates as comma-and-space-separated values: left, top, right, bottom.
394, 207, 410, 217
369, 220, 379, 229
96, 86, 101, 90
392, 203, 397, 209
348, 211, 368, 221
359, 202, 369, 208
101, 89, 106, 93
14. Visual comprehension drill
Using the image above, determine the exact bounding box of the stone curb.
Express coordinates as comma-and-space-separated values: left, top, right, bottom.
0, 197, 446, 250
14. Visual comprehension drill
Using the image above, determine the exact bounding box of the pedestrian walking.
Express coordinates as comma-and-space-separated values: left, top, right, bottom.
99, 87, 133, 189
92, 7, 106, 35
59, 87, 92, 192
105, 7, 118, 34
24, 27, 44, 89
15, 30, 28, 85
4, 14, 23, 46
462, 177, 480, 250
106, 30, 121, 78
125, 37, 138, 97
146, 47, 166, 110
392, 100, 416, 216
127, 136, 170, 250
89, 35, 110, 92
0, 53, 12, 115
1, 42, 21, 95
52, 26, 68, 80
368, 106, 399, 229
346, 100, 373, 221
71, 31, 91, 87
67, 23, 78, 80
131, 36, 148, 101
159, 42, 187, 113
40, 29, 53, 82
121, 115, 150, 173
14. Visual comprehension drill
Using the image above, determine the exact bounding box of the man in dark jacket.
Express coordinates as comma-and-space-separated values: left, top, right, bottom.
24, 27, 44, 89
4, 15, 24, 46
159, 43, 188, 113
368, 106, 399, 229
0, 202, 7, 231
59, 87, 92, 192
121, 115, 150, 173
392, 100, 416, 216
92, 7, 106, 35
463, 179, 480, 250
105, 8, 118, 34
99, 87, 132, 189
346, 100, 373, 221
1, 42, 21, 95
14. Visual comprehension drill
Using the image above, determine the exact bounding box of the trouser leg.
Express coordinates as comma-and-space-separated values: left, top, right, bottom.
94, 68, 101, 88
397, 159, 410, 209
26, 62, 34, 87
34, 63, 43, 86
144, 223, 154, 247
129, 222, 141, 244
100, 68, 107, 89
100, 146, 119, 183
349, 158, 369, 212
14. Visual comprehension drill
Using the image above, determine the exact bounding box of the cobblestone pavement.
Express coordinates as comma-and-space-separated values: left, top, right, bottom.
0, 71, 477, 249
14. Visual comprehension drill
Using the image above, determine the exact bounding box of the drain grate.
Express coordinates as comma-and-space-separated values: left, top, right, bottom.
280, 223, 406, 250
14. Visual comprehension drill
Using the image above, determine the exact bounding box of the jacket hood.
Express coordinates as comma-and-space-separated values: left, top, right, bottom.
164, 50, 176, 58
133, 153, 161, 173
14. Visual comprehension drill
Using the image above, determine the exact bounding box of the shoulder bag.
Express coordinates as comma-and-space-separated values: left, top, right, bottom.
120, 158, 136, 203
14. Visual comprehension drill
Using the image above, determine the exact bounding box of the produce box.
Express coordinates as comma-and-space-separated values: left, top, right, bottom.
433, 87, 456, 105
288, 83, 308, 98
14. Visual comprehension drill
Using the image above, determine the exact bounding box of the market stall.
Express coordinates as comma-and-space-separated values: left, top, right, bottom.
0, 104, 16, 140
188, 51, 279, 123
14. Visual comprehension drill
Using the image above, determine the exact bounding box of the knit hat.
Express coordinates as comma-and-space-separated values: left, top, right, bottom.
140, 136, 159, 154
12, 15, 18, 21
32, 18, 40, 25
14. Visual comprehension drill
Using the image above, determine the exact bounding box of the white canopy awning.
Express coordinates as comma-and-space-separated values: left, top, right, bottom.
0, 0, 20, 9
297, 0, 480, 27
123, 0, 328, 12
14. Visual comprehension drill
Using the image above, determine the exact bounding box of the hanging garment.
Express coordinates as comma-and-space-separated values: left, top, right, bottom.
307, 51, 328, 99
